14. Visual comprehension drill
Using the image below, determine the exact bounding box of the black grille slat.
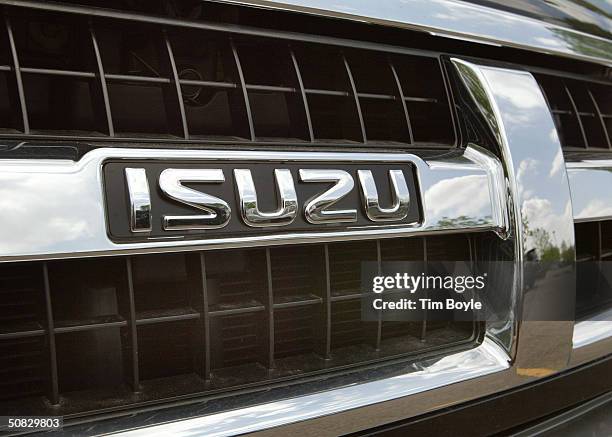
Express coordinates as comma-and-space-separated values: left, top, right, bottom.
537, 74, 612, 150
0, 6, 456, 148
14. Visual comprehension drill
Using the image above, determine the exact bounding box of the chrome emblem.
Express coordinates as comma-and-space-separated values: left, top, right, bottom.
124, 167, 412, 233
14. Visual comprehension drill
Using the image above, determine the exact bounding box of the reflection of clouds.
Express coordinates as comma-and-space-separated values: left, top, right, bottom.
522, 197, 573, 247
516, 158, 538, 199
577, 199, 612, 220
485, 72, 543, 110
0, 172, 101, 254
549, 149, 563, 178
425, 174, 490, 224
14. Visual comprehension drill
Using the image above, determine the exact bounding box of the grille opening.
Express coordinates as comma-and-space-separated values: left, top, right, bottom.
537, 74, 612, 150
295, 46, 363, 142
0, 235, 487, 416
0, 263, 44, 333
170, 30, 252, 139
56, 329, 124, 393
575, 221, 612, 319
393, 56, 454, 145
132, 253, 200, 316
139, 320, 198, 381
97, 21, 184, 137
9, 11, 105, 135
24, 74, 101, 134
0, 337, 46, 401
348, 52, 410, 143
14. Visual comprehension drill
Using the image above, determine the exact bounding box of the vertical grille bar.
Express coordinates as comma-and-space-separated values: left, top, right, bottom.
421, 237, 428, 341
588, 89, 612, 149
290, 48, 314, 142
42, 263, 59, 405
89, 23, 114, 136
4, 15, 28, 133
199, 253, 211, 380
230, 39, 255, 141
565, 85, 589, 148
265, 248, 275, 369
163, 29, 189, 139
125, 258, 140, 391
342, 55, 367, 143
323, 243, 332, 358
389, 60, 414, 143
374, 240, 382, 350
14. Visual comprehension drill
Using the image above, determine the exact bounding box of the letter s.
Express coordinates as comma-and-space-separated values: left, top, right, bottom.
159, 169, 230, 230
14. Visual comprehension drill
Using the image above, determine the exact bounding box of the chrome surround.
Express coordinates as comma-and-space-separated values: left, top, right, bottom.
234, 168, 298, 227
158, 168, 231, 230
299, 169, 357, 224
0, 146, 506, 262
214, 0, 612, 66
99, 60, 588, 436
112, 338, 510, 437
124, 168, 152, 233
358, 169, 410, 222
453, 59, 576, 363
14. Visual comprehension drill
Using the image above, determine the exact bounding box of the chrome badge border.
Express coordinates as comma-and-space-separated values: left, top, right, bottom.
0, 146, 507, 262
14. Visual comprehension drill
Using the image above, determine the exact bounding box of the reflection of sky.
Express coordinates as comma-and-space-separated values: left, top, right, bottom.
481, 67, 574, 251
569, 169, 612, 221
0, 164, 105, 255
424, 173, 492, 227
256, 0, 610, 59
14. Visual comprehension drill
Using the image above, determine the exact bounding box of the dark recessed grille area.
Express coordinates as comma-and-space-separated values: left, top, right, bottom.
536, 74, 612, 150
0, 6, 456, 148
0, 235, 482, 417
575, 220, 612, 318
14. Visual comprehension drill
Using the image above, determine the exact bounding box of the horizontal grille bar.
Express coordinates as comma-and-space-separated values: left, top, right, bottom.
0, 235, 484, 416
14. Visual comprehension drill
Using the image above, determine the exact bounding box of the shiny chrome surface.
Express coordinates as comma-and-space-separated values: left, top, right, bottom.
453, 59, 576, 364
571, 306, 612, 366
0, 147, 505, 261
566, 159, 612, 223
299, 169, 357, 224
112, 338, 510, 437
124, 168, 152, 233
158, 168, 231, 230
234, 168, 298, 227
357, 169, 410, 222
215, 0, 612, 66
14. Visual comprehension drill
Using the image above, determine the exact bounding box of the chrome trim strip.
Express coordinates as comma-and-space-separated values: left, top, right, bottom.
213, 0, 612, 66
110, 338, 510, 437
573, 307, 612, 349
0, 146, 506, 262
566, 160, 612, 223
570, 307, 612, 367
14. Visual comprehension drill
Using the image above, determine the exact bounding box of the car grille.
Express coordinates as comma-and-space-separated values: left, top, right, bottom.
0, 5, 456, 149
0, 235, 484, 416
536, 74, 612, 150
575, 220, 612, 318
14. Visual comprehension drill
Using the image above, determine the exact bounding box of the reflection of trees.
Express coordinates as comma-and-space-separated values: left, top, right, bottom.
523, 215, 573, 262
550, 26, 610, 60
436, 215, 492, 228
